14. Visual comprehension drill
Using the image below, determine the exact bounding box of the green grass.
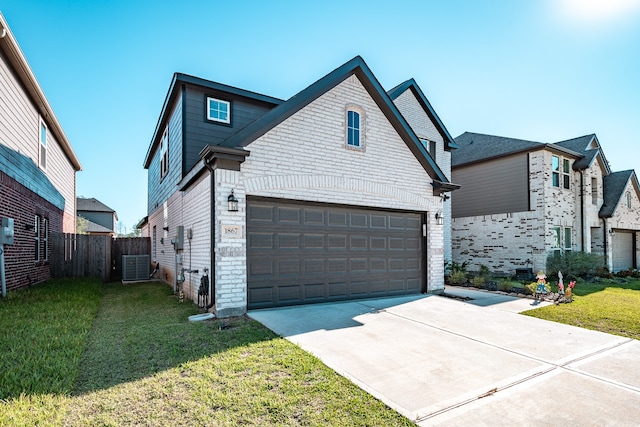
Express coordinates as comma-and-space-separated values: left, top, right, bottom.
523, 279, 640, 340
0, 279, 412, 426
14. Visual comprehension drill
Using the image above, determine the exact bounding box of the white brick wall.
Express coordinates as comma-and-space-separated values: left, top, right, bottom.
238, 74, 444, 293
392, 87, 454, 263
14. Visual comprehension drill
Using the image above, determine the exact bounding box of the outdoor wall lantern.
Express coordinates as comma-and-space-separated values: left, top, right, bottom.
435, 210, 444, 225
228, 189, 239, 212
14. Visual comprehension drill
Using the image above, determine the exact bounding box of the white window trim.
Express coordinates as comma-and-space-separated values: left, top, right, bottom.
159, 127, 169, 179
345, 105, 365, 151
39, 119, 47, 170
551, 155, 571, 189
207, 97, 231, 124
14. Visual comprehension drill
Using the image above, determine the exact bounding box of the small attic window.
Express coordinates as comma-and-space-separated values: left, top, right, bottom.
345, 106, 365, 150
626, 192, 631, 208
207, 97, 231, 124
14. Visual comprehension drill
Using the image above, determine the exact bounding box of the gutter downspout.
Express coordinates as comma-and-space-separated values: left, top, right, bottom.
603, 218, 609, 270
579, 170, 585, 251
204, 158, 216, 310
1, 243, 6, 298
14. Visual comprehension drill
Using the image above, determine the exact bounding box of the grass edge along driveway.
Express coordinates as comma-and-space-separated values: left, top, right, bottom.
0, 279, 413, 426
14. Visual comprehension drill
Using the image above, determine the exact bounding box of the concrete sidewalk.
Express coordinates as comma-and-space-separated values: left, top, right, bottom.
249, 290, 640, 426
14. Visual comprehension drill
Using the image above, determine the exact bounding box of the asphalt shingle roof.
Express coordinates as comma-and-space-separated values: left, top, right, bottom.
77, 197, 115, 213
452, 132, 545, 167
600, 170, 635, 218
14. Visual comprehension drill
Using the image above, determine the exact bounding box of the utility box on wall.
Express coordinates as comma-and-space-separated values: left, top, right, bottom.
0, 218, 14, 244
172, 226, 184, 251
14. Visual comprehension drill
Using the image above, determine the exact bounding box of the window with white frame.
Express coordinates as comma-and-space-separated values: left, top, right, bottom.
43, 218, 49, 261
39, 120, 47, 170
552, 226, 572, 254
626, 191, 631, 208
159, 127, 169, 179
34, 215, 41, 261
347, 110, 360, 147
552, 155, 571, 189
207, 97, 230, 124
152, 225, 157, 260
346, 107, 365, 150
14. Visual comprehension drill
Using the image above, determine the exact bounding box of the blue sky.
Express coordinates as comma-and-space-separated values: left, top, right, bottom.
1, 0, 639, 232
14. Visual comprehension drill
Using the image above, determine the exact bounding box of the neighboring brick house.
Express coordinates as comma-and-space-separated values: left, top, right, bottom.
143, 56, 458, 317
451, 132, 640, 275
77, 197, 118, 236
0, 13, 82, 291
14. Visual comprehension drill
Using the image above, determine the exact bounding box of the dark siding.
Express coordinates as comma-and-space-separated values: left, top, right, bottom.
452, 153, 529, 218
183, 85, 276, 174
147, 89, 184, 214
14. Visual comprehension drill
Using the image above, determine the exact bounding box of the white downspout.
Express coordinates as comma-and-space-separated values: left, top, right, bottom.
1, 243, 6, 298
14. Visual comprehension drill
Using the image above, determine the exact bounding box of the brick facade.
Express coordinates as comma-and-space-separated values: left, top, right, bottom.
0, 170, 63, 290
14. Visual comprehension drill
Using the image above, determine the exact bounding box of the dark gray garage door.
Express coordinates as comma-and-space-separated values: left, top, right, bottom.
247, 198, 424, 309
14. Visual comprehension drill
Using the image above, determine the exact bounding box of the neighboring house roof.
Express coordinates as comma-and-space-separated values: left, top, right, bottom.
217, 56, 454, 187
387, 78, 459, 151
453, 132, 545, 166
452, 132, 583, 167
143, 73, 284, 168
83, 218, 114, 234
0, 143, 65, 210
0, 12, 81, 172
77, 197, 118, 220
600, 170, 638, 218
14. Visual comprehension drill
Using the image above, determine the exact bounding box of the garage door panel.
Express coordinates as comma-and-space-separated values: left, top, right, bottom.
247, 199, 424, 308
612, 231, 634, 273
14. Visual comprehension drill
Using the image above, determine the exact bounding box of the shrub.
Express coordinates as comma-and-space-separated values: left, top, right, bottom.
470, 275, 486, 288
546, 251, 605, 279
449, 270, 468, 285
497, 279, 514, 292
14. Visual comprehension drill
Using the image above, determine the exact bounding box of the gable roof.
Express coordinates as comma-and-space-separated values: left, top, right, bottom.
77, 197, 117, 216
387, 78, 458, 151
0, 13, 81, 171
143, 73, 284, 168
553, 134, 611, 174
452, 132, 583, 167
217, 56, 454, 187
0, 143, 65, 210
600, 170, 638, 218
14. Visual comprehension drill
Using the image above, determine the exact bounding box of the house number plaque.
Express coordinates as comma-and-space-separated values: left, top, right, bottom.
222, 225, 242, 238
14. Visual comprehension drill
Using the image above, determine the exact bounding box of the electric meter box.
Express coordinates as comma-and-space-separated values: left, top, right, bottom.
0, 218, 14, 244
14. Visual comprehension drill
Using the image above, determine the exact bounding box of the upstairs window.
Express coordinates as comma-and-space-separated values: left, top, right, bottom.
39, 120, 47, 170
552, 155, 571, 189
591, 177, 598, 204
627, 192, 631, 208
429, 140, 437, 162
347, 110, 360, 147
159, 127, 169, 179
207, 97, 230, 124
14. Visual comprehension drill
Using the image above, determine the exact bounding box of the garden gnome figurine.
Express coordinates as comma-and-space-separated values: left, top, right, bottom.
557, 271, 564, 294
536, 271, 547, 294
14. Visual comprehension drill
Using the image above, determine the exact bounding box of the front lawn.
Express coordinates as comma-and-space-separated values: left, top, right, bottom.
522, 279, 640, 340
0, 279, 412, 426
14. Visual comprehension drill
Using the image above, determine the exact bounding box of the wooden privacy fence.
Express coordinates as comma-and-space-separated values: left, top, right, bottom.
50, 233, 151, 281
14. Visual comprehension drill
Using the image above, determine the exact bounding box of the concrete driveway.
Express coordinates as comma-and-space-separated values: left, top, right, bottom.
248, 289, 640, 426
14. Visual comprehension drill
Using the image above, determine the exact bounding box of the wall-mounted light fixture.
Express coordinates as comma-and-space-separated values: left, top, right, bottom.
609, 229, 615, 235
163, 226, 169, 231
435, 210, 444, 225
228, 189, 239, 212
24, 223, 34, 231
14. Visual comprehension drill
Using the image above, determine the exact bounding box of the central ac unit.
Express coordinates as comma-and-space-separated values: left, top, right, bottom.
122, 255, 150, 281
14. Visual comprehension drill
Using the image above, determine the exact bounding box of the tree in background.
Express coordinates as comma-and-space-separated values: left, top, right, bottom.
76, 216, 89, 234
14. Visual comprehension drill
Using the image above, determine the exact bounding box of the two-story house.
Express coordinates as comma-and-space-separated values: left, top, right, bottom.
451, 132, 640, 275
0, 13, 82, 291
143, 56, 458, 317
77, 197, 118, 236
